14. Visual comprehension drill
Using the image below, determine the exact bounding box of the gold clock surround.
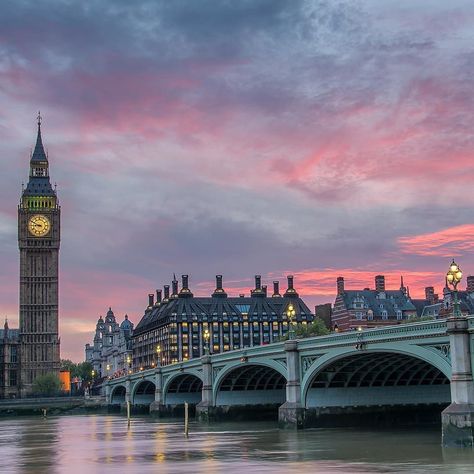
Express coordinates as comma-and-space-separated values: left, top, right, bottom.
28, 214, 51, 237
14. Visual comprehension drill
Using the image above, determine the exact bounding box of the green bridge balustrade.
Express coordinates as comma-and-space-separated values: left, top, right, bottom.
105, 316, 474, 447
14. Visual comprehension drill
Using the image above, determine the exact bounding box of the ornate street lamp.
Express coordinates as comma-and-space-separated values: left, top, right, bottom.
287, 303, 296, 340
126, 354, 132, 374
203, 328, 210, 355
156, 344, 161, 367
446, 259, 463, 317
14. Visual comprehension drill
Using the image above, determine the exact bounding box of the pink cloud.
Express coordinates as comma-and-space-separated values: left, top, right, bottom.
398, 224, 474, 257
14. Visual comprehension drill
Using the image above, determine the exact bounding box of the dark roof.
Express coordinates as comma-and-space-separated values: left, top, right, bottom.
23, 176, 55, 196
341, 289, 416, 317
31, 123, 48, 163
23, 121, 55, 197
134, 295, 313, 336
0, 329, 19, 341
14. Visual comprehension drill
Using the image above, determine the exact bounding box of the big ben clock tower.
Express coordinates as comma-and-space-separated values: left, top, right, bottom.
18, 113, 60, 395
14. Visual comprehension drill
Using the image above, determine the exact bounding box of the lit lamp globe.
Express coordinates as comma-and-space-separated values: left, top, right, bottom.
446, 259, 463, 317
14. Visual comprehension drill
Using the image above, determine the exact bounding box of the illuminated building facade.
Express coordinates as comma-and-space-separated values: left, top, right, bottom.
85, 308, 134, 378
132, 274, 313, 368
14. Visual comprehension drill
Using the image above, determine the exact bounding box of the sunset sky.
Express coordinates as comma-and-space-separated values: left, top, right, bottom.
1, 0, 473, 361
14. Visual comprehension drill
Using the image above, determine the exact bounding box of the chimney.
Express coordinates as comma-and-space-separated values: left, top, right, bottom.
337, 277, 344, 295
467, 276, 474, 293
164, 285, 170, 300
375, 275, 385, 292
284, 275, 298, 297
213, 275, 227, 297
255, 275, 261, 290
179, 274, 193, 297
171, 278, 178, 297
272, 281, 281, 297
156, 289, 162, 303
148, 293, 154, 307
262, 285, 267, 296
425, 286, 435, 304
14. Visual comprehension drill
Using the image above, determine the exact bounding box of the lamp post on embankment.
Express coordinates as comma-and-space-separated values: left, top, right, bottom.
442, 260, 474, 447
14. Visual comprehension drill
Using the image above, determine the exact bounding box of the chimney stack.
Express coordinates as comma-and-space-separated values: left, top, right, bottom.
213, 275, 227, 297
272, 281, 281, 297
262, 285, 267, 296
337, 277, 344, 295
148, 293, 154, 307
284, 275, 298, 297
156, 289, 162, 303
179, 274, 193, 297
425, 286, 435, 304
171, 277, 178, 297
375, 275, 385, 292
164, 285, 170, 300
467, 276, 474, 293
255, 275, 261, 290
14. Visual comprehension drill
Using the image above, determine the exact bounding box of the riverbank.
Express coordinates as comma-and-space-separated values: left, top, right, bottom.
0, 396, 107, 417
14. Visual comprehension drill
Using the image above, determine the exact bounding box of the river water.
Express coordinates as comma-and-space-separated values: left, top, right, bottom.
0, 415, 473, 473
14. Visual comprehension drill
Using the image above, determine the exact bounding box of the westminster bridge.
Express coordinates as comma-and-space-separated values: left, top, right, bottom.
106, 316, 474, 447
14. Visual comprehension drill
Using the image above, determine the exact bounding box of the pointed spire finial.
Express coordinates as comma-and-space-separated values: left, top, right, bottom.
37, 111, 42, 128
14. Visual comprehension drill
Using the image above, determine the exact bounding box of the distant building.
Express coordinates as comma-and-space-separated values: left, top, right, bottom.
331, 275, 418, 331
0, 320, 19, 398
132, 275, 314, 369
439, 275, 474, 318
314, 303, 332, 329
85, 308, 134, 378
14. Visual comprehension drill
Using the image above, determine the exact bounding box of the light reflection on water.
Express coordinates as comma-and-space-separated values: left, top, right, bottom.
0, 415, 473, 474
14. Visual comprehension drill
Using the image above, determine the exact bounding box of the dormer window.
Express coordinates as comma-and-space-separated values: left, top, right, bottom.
382, 310, 388, 320
396, 310, 403, 320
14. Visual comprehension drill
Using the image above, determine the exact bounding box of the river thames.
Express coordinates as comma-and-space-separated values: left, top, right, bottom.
1, 415, 473, 473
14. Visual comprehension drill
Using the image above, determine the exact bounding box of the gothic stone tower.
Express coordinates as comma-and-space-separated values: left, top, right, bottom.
18, 114, 60, 395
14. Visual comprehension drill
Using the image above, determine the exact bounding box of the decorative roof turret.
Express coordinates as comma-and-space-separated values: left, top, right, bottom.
105, 307, 116, 324
22, 112, 56, 199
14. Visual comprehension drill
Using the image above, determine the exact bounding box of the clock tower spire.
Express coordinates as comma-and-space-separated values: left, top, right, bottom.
18, 113, 61, 396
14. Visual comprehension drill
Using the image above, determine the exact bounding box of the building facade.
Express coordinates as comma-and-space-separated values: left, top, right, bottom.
0, 321, 19, 399
17, 113, 61, 395
85, 308, 134, 379
331, 275, 418, 331
132, 274, 314, 369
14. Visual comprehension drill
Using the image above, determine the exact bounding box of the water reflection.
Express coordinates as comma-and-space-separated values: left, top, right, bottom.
0, 415, 473, 474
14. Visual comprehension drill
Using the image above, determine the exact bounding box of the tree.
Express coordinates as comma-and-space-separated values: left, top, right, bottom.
32, 373, 63, 396
61, 359, 78, 377
406, 315, 435, 323
76, 361, 93, 382
280, 318, 330, 341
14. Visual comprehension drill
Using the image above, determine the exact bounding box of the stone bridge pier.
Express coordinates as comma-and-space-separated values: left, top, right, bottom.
441, 316, 474, 447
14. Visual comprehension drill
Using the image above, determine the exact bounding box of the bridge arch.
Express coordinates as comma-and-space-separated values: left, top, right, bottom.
163, 371, 203, 406
132, 379, 156, 405
213, 361, 287, 406
302, 346, 451, 409
110, 385, 126, 405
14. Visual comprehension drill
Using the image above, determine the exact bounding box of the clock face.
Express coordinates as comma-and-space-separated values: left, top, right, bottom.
28, 215, 51, 237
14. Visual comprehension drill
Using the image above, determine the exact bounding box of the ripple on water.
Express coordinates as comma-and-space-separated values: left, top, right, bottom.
0, 415, 473, 474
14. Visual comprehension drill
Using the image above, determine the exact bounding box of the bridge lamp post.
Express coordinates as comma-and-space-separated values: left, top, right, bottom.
287, 303, 296, 340
126, 355, 132, 374
203, 329, 210, 355
156, 345, 161, 367
446, 259, 463, 317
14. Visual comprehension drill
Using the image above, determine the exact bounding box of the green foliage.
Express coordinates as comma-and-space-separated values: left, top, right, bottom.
280, 318, 330, 341
406, 315, 435, 323
32, 373, 63, 396
77, 361, 93, 382
60, 359, 93, 381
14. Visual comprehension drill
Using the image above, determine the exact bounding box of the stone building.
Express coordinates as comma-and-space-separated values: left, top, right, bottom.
132, 274, 313, 369
0, 115, 61, 398
331, 275, 418, 331
85, 308, 134, 378
0, 320, 19, 398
